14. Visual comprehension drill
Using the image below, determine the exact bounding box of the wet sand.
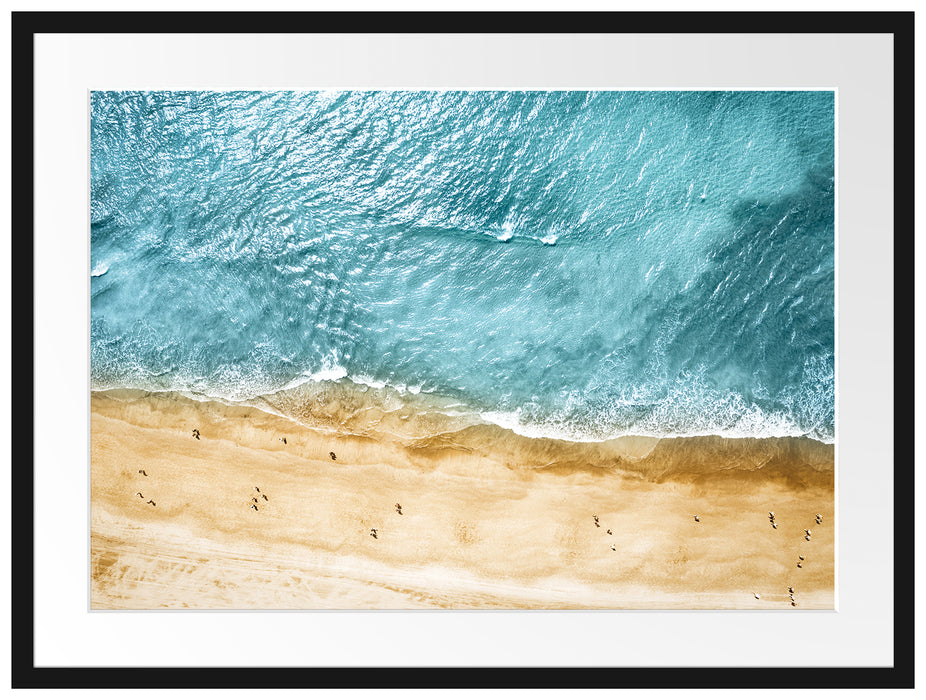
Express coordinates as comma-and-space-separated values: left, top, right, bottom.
91, 389, 834, 609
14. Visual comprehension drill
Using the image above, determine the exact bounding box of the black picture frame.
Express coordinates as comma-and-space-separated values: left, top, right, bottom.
11, 10, 914, 690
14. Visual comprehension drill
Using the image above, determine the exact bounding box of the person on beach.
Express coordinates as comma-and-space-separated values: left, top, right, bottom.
395, 503, 402, 515
330, 451, 337, 460
192, 428, 200, 440
370, 528, 378, 539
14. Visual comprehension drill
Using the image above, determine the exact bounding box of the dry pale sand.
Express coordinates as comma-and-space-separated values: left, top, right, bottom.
90, 390, 834, 609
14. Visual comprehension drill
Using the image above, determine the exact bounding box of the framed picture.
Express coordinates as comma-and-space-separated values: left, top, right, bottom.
13, 9, 912, 690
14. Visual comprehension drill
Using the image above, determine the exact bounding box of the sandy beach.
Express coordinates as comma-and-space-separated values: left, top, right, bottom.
91, 389, 834, 609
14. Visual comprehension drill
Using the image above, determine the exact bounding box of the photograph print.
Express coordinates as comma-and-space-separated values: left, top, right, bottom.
90, 90, 835, 610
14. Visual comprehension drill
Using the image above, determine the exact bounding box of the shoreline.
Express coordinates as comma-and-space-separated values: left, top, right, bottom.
91, 389, 834, 609
91, 376, 837, 447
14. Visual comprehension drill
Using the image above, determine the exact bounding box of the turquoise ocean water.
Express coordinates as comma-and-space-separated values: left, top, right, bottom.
90, 91, 834, 443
